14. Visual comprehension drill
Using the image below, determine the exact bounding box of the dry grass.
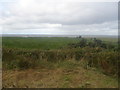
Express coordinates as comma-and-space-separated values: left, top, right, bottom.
3, 67, 118, 88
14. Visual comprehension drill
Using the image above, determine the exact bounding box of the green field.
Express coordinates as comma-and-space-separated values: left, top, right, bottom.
2, 37, 118, 50
2, 37, 80, 50
2, 37, 119, 88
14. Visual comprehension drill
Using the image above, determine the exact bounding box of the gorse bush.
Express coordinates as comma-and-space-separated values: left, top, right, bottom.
69, 38, 118, 51
84, 51, 119, 76
3, 56, 37, 70
75, 50, 84, 60
16, 58, 36, 69
3, 47, 119, 76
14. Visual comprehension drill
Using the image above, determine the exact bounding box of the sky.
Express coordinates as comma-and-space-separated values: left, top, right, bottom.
0, 0, 118, 35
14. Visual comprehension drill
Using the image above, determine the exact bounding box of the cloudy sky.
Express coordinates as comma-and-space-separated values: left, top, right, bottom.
0, 0, 118, 35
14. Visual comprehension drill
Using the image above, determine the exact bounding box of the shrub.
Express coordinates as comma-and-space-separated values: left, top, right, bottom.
75, 50, 84, 60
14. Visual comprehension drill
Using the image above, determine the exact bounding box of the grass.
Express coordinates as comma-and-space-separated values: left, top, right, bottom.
2, 37, 118, 50
2, 37, 119, 88
84, 37, 118, 43
2, 37, 80, 50
3, 67, 118, 88
97, 37, 118, 43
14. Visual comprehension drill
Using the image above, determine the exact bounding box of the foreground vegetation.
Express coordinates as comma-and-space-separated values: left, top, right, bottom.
2, 37, 119, 88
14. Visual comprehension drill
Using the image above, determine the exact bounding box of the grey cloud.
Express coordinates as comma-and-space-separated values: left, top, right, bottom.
1, 0, 118, 35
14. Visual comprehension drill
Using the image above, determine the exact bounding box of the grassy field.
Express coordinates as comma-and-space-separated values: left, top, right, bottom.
2, 37, 118, 50
2, 37, 119, 88
2, 37, 80, 50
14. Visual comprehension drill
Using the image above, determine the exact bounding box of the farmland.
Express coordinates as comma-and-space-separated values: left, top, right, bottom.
2, 37, 80, 50
2, 37, 119, 88
2, 37, 118, 50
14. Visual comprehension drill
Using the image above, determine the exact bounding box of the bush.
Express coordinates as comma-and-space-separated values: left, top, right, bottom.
2, 47, 119, 77
17, 59, 32, 69
75, 50, 84, 60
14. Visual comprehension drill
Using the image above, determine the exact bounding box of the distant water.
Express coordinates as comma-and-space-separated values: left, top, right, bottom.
2, 34, 118, 38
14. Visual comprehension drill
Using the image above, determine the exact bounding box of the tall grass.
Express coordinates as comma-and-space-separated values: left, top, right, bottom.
3, 47, 119, 76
